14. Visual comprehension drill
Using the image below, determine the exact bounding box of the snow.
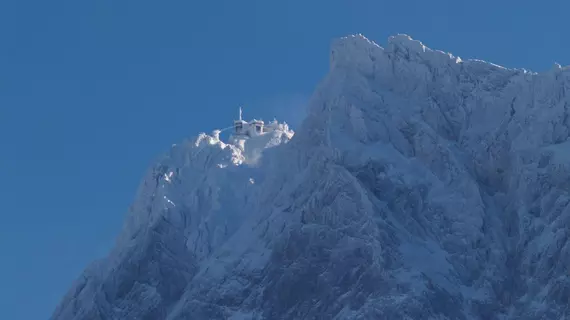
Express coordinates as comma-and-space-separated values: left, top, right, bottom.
398, 240, 455, 292
52, 34, 570, 320
163, 196, 176, 207
543, 139, 570, 163
227, 311, 258, 320
164, 171, 174, 183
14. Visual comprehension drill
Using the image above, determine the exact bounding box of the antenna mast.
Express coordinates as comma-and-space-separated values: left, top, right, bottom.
239, 107, 243, 121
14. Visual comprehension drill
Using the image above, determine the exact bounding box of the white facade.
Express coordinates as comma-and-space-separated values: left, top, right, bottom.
233, 119, 265, 137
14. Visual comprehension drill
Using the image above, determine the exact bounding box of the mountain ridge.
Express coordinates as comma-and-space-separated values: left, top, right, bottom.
53, 34, 570, 320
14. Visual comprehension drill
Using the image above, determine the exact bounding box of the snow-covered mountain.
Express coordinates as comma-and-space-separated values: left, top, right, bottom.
52, 34, 570, 320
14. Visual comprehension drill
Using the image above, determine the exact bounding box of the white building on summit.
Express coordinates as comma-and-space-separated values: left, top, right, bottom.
232, 107, 280, 138
224, 107, 294, 163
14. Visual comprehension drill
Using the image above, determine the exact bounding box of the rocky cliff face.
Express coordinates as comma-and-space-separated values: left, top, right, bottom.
52, 34, 570, 320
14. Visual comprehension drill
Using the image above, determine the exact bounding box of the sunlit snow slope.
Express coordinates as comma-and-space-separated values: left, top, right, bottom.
53, 34, 570, 320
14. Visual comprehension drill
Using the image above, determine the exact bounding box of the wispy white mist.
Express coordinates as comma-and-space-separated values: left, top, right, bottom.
248, 93, 309, 129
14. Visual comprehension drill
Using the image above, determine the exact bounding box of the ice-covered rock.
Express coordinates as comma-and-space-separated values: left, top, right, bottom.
52, 34, 570, 320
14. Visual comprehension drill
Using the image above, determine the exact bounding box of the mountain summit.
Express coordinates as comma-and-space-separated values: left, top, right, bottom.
53, 34, 570, 320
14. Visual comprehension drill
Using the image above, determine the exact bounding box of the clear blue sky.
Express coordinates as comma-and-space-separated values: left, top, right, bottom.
0, 1, 568, 319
